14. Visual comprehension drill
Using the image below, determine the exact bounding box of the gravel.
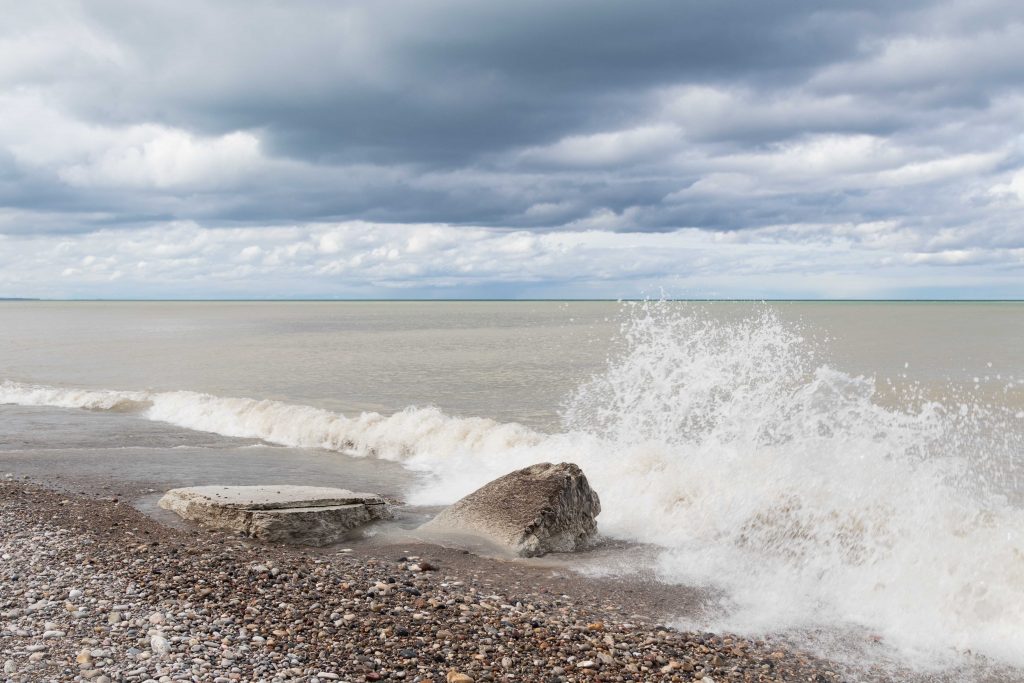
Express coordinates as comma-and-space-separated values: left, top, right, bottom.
1, 481, 852, 682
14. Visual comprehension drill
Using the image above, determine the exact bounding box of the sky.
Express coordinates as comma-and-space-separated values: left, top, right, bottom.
1, 0, 1023, 299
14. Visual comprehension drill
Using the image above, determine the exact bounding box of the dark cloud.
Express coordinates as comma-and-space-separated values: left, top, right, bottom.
0, 0, 1023, 256
56, 0, 931, 164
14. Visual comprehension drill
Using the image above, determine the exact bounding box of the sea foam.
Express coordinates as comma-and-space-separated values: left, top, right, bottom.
2, 303, 1023, 673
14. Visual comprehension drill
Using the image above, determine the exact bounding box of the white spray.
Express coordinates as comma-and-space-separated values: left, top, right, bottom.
2, 302, 1022, 672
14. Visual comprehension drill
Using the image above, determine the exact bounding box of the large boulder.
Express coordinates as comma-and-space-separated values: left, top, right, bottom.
420, 462, 600, 557
158, 485, 392, 546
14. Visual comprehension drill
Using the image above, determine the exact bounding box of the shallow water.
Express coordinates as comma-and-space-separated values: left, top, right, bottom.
2, 300, 1023, 678
0, 404, 417, 498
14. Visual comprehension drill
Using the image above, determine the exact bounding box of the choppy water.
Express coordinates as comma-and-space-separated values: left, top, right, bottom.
2, 300, 1023, 677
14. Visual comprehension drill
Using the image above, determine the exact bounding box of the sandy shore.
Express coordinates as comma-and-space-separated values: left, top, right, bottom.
0, 479, 869, 683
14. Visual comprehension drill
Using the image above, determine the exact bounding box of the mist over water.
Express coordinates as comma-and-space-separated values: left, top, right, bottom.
2, 301, 1024, 675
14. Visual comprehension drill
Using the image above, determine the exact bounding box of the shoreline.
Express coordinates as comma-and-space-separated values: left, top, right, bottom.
0, 479, 859, 683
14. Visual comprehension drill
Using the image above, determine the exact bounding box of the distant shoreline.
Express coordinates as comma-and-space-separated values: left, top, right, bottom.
3, 298, 1024, 303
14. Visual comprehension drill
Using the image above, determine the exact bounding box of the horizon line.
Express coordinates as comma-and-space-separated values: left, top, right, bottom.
4, 298, 1024, 303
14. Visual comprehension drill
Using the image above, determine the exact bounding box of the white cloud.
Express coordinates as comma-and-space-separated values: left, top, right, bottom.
0, 4, 125, 87
812, 23, 1024, 93
0, 91, 267, 190
2, 220, 1022, 300
518, 125, 681, 167
565, 207, 642, 231
873, 151, 1005, 186
725, 134, 904, 178
657, 85, 879, 142
59, 128, 262, 189
989, 169, 1024, 202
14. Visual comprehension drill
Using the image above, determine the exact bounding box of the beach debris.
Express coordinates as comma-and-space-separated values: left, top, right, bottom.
158, 485, 392, 546
420, 462, 601, 557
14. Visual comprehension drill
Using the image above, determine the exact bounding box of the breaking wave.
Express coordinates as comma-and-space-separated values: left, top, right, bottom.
3, 302, 1023, 673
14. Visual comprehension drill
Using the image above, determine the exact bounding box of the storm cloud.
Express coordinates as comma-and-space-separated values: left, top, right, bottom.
1, 0, 1023, 297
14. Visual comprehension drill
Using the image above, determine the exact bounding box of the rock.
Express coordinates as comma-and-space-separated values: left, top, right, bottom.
447, 671, 474, 683
3, 660, 15, 674
69, 588, 83, 601
158, 485, 392, 546
421, 463, 600, 557
150, 634, 170, 655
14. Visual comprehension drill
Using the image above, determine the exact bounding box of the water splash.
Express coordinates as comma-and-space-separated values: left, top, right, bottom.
562, 302, 1024, 672
3, 301, 1023, 673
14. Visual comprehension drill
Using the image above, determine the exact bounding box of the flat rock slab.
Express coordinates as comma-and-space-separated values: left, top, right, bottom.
159, 485, 392, 546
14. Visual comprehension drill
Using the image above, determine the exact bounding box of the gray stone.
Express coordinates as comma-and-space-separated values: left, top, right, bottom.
149, 634, 170, 655
420, 462, 600, 557
158, 485, 392, 546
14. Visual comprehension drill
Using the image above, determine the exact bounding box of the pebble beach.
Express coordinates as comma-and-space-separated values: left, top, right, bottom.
0, 480, 856, 683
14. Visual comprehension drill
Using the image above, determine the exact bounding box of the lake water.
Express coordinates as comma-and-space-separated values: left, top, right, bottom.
2, 300, 1023, 676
